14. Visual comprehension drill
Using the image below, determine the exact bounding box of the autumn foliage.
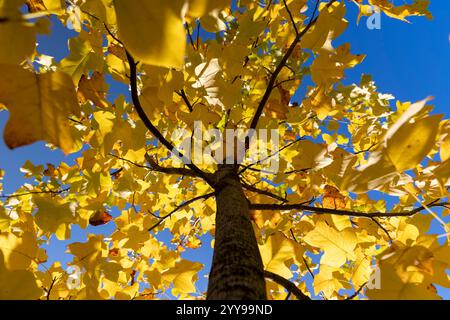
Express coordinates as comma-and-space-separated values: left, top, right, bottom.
0, 0, 449, 300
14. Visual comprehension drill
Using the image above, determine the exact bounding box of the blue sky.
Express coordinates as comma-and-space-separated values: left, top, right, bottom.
0, 1, 449, 299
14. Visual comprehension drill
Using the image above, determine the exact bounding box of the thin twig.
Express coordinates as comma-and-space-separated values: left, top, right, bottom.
290, 229, 315, 279
185, 23, 196, 50
282, 0, 299, 35
346, 282, 367, 300
239, 136, 303, 175
241, 180, 287, 203
148, 192, 215, 232
0, 188, 70, 199
264, 271, 311, 300
176, 89, 194, 112
370, 217, 393, 242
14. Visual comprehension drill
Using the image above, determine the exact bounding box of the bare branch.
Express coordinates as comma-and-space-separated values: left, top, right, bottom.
264, 271, 311, 300
46, 276, 59, 300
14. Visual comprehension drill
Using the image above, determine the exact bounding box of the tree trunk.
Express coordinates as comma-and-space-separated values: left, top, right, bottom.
207, 165, 267, 300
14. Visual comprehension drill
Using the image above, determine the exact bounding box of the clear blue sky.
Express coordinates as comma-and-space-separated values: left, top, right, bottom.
0, 1, 449, 299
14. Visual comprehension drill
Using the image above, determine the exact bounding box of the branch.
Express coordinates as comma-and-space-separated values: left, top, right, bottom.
0, 188, 70, 199
144, 153, 209, 178
77, 10, 213, 186
290, 229, 315, 279
124, 51, 214, 186
263, 271, 311, 300
370, 217, 393, 242
45, 276, 59, 301
246, 0, 332, 140
239, 136, 303, 175
249, 200, 449, 218
176, 89, 194, 112
185, 23, 196, 51
241, 180, 287, 203
110, 153, 208, 179
147, 192, 215, 232
282, 0, 299, 35
345, 282, 367, 300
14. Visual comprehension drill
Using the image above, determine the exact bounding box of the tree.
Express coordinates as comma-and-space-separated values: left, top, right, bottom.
0, 0, 448, 300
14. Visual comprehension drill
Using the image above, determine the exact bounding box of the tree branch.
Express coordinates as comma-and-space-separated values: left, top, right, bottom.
282, 0, 299, 36
239, 136, 303, 175
109, 153, 209, 179
124, 51, 214, 186
0, 188, 70, 199
148, 192, 215, 232
345, 282, 367, 300
176, 89, 194, 112
370, 217, 393, 242
77, 10, 214, 186
185, 22, 196, 51
246, 0, 332, 141
290, 229, 315, 279
241, 180, 287, 203
263, 271, 311, 300
249, 200, 449, 218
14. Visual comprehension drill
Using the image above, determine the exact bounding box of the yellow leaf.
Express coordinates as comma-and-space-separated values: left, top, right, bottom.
186, 0, 229, 17
0, 231, 38, 270
114, 0, 186, 68
60, 31, 104, 85
259, 232, 304, 279
161, 260, 203, 296
386, 115, 442, 171
342, 152, 398, 193
313, 264, 349, 298
34, 196, 74, 240
0, 231, 42, 299
0, 64, 81, 154
0, 2, 36, 64
68, 235, 106, 272
323, 185, 346, 210
0, 261, 42, 299
369, 0, 432, 22
77, 72, 109, 108
302, 1, 347, 52
304, 221, 357, 267
366, 264, 439, 300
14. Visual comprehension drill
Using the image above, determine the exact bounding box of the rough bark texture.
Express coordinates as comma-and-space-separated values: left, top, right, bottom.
207, 165, 267, 300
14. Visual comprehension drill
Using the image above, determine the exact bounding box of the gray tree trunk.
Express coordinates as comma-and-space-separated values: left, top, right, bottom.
206, 165, 267, 299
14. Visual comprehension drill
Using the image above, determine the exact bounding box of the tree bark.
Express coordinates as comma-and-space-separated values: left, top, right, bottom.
207, 165, 267, 300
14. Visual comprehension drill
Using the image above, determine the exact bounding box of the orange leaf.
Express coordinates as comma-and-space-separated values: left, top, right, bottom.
323, 185, 346, 209
89, 210, 113, 226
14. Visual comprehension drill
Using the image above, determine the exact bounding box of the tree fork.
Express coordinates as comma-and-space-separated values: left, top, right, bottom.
207, 165, 267, 300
